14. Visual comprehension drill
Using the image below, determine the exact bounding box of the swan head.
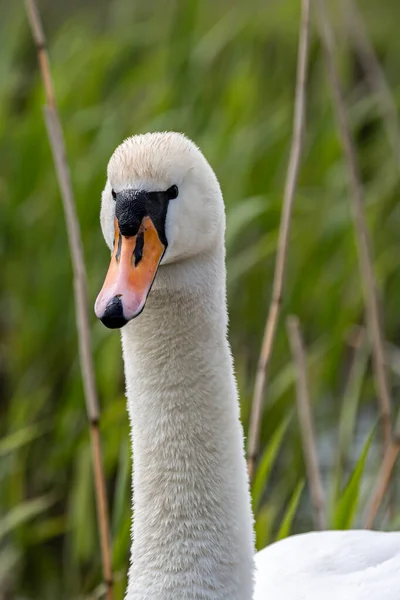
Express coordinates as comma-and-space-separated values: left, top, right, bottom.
95, 131, 224, 329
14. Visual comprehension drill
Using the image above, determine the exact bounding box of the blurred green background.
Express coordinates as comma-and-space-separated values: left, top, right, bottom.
1, 0, 400, 598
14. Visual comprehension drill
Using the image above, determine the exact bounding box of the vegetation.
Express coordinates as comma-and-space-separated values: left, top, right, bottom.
1, 0, 400, 598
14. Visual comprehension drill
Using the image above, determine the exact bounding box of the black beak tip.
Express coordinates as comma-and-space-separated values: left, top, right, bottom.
100, 296, 128, 329
100, 314, 128, 329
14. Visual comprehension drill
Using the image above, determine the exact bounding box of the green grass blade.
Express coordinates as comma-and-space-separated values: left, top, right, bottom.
0, 423, 49, 457
226, 196, 267, 249
251, 413, 292, 512
111, 440, 131, 535
255, 503, 277, 551
275, 479, 305, 541
0, 495, 54, 541
331, 333, 369, 507
333, 425, 376, 530
110, 441, 132, 570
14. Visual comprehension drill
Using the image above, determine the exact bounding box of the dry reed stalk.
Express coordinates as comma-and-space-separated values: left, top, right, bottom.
316, 0, 392, 453
364, 439, 400, 528
25, 1, 113, 597
287, 316, 326, 530
364, 345, 400, 527
347, 326, 400, 524
348, 324, 400, 379
343, 0, 400, 171
247, 0, 311, 481
345, 14, 400, 527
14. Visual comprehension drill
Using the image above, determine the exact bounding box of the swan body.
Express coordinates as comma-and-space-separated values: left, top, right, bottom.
254, 530, 400, 600
95, 131, 400, 600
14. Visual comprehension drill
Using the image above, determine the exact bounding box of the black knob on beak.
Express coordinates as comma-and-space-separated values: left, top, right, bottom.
100, 296, 127, 329
115, 190, 148, 237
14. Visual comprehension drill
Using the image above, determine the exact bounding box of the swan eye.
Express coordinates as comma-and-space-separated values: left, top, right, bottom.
111, 189, 117, 200
166, 185, 178, 200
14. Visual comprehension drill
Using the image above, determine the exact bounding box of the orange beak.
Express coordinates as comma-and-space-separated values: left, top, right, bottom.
95, 216, 166, 328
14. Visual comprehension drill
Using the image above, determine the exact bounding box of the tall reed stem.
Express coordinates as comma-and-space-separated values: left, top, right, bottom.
25, 1, 113, 597
247, 0, 311, 481
287, 316, 326, 530
316, 0, 392, 453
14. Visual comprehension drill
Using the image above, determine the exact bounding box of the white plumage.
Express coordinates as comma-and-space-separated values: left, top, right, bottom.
97, 131, 400, 600
254, 530, 400, 599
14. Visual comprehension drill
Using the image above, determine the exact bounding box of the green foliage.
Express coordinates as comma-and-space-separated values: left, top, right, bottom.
0, 495, 55, 542
252, 413, 292, 513
0, 423, 49, 457
1, 0, 400, 597
275, 479, 305, 541
330, 334, 370, 506
332, 426, 376, 530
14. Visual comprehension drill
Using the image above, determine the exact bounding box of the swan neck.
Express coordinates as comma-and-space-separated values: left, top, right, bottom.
122, 254, 254, 600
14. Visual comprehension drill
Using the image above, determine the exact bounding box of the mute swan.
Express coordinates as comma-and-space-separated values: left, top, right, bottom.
95, 131, 400, 600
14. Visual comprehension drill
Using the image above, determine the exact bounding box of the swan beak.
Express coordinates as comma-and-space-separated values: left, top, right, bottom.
94, 216, 166, 328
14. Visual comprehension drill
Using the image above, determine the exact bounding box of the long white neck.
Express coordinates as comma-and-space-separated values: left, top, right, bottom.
121, 247, 255, 600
